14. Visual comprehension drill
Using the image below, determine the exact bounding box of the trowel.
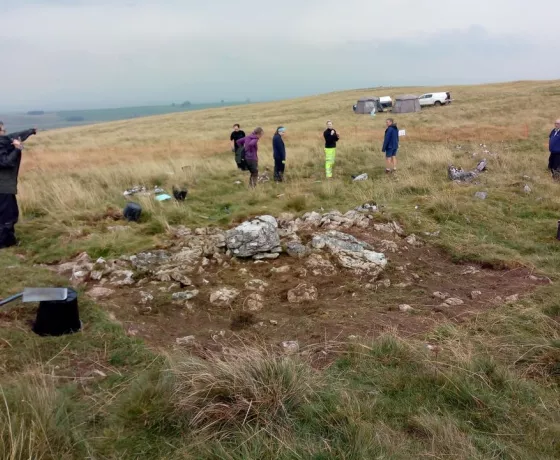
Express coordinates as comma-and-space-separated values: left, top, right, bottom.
0, 288, 68, 307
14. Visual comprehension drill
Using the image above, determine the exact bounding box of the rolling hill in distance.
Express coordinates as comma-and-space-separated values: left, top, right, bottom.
0, 101, 247, 132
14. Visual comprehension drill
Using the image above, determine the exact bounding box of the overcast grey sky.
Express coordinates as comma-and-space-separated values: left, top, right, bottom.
2, 0, 558, 110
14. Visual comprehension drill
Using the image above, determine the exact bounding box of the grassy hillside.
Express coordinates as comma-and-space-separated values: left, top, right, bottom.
0, 80, 559, 459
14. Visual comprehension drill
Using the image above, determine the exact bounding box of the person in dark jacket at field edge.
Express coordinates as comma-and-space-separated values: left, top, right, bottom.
237, 127, 264, 188
0, 122, 37, 248
272, 126, 286, 182
230, 123, 245, 153
548, 118, 560, 180
382, 118, 399, 174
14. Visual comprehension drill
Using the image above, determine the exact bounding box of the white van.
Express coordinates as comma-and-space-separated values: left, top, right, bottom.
418, 92, 451, 107
379, 96, 393, 109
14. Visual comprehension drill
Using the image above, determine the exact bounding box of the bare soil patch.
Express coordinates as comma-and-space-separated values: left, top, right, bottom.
79, 228, 545, 352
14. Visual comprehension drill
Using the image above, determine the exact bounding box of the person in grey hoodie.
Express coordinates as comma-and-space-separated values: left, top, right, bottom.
236, 127, 264, 187
0, 122, 37, 248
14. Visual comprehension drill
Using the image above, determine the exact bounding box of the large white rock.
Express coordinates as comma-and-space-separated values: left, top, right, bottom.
225, 216, 281, 258
311, 231, 387, 277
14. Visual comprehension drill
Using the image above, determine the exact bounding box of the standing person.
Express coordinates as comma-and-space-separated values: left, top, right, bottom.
230, 124, 246, 152
548, 119, 560, 179
237, 127, 264, 188
323, 121, 340, 179
382, 118, 399, 174
272, 126, 286, 182
0, 122, 37, 249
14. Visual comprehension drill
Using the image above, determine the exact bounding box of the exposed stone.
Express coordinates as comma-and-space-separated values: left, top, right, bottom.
474, 191, 488, 200
355, 203, 378, 213
395, 282, 412, 288
245, 293, 265, 312
300, 211, 322, 228
87, 287, 115, 300
286, 241, 309, 258
110, 270, 135, 286
523, 185, 532, 194
405, 234, 422, 247
376, 278, 391, 289
311, 230, 387, 277
210, 287, 240, 307
374, 221, 404, 235
505, 294, 519, 303
130, 250, 171, 270
445, 297, 464, 306
282, 341, 300, 355
379, 240, 398, 253
245, 279, 269, 292
172, 248, 204, 266
399, 304, 414, 312
225, 216, 280, 258
253, 252, 280, 260
176, 336, 196, 346
461, 266, 480, 275
271, 265, 291, 274
433, 291, 450, 300
172, 226, 192, 238
269, 320, 278, 326
139, 291, 154, 305
287, 283, 318, 303
172, 290, 199, 301
305, 254, 336, 276
470, 290, 482, 299
448, 160, 486, 182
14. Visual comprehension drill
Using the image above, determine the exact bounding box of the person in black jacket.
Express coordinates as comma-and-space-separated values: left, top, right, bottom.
272, 126, 286, 182
230, 124, 246, 153
323, 120, 340, 178
382, 118, 399, 174
0, 122, 37, 248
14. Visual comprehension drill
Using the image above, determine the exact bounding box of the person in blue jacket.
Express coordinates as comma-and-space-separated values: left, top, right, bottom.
272, 126, 286, 182
549, 118, 560, 179
382, 118, 399, 174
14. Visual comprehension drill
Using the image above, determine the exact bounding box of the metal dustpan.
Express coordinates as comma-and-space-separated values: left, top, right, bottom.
0, 288, 68, 307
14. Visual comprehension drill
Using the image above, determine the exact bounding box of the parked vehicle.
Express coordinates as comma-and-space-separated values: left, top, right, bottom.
379, 96, 393, 109
418, 92, 451, 107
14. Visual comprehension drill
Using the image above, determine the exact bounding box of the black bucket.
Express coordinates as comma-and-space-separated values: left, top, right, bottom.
123, 202, 142, 222
33, 288, 81, 336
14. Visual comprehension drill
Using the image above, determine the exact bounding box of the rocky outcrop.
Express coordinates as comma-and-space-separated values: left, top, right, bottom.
225, 215, 281, 259
311, 231, 387, 277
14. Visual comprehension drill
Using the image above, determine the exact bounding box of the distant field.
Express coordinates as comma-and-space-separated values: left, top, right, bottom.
1, 101, 246, 132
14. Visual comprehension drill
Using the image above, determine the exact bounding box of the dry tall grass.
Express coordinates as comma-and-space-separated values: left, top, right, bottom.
18, 80, 559, 220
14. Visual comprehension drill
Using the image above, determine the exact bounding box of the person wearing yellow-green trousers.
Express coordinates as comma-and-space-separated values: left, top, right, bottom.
323, 120, 340, 178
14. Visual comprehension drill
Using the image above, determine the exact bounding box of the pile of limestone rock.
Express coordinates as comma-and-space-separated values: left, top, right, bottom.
54, 206, 422, 304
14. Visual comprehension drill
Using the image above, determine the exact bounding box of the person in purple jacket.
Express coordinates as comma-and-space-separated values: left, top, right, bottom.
236, 127, 264, 188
